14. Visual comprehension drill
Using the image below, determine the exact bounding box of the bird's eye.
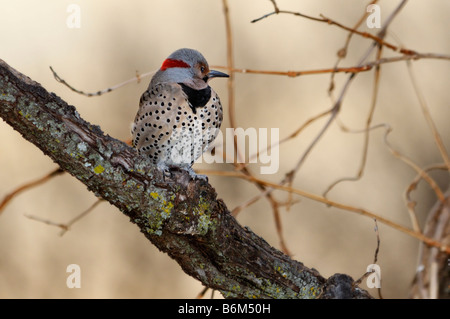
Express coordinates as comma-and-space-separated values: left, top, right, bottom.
200, 66, 205, 73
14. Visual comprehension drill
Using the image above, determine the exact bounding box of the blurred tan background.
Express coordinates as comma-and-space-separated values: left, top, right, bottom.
1, 0, 449, 298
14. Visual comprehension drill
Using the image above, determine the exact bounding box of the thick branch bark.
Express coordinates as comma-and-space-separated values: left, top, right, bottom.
0, 59, 372, 299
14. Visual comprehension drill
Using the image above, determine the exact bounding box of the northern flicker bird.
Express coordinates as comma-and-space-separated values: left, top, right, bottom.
131, 48, 229, 179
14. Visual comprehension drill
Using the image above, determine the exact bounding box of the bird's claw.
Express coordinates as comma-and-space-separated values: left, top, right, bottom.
156, 163, 208, 182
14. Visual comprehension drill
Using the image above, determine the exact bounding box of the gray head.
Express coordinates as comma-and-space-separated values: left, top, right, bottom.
150, 48, 228, 90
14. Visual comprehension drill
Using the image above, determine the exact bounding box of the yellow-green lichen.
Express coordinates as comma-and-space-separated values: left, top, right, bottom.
94, 165, 105, 174
161, 199, 174, 216
309, 286, 319, 297
69, 152, 85, 160
193, 197, 213, 235
150, 192, 159, 200
18, 110, 31, 119
145, 192, 175, 236
149, 191, 175, 214
197, 214, 212, 235
197, 197, 210, 213
273, 263, 321, 299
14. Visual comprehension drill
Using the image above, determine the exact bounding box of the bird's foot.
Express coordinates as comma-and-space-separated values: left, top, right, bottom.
156, 163, 208, 182
156, 162, 172, 179
184, 166, 208, 182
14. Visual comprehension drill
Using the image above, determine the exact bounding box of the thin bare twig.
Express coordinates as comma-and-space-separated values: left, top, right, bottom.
222, 0, 237, 133
211, 52, 450, 79
404, 164, 448, 233
373, 219, 383, 299
0, 168, 64, 215
353, 218, 383, 298
383, 125, 446, 206
329, 0, 380, 94
406, 61, 450, 169
196, 287, 209, 299
23, 199, 103, 235
222, 0, 291, 255
269, 0, 279, 13
410, 190, 450, 299
323, 44, 384, 198
238, 108, 332, 175
24, 214, 69, 231
50, 66, 154, 97
251, 9, 328, 24
252, 1, 415, 55
331, 121, 446, 232
59, 199, 103, 236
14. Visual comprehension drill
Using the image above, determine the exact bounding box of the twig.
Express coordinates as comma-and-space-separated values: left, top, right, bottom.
196, 287, 210, 299
222, 0, 291, 255
252, 9, 327, 24
410, 190, 450, 299
373, 219, 381, 265
329, 0, 380, 94
252, 1, 415, 55
211, 52, 450, 78
353, 218, 383, 298
269, 199, 291, 256
323, 45, 384, 198
0, 168, 64, 215
221, 0, 237, 134
404, 164, 447, 233
59, 199, 103, 236
24, 214, 69, 231
406, 60, 450, 169
319, 13, 414, 55
383, 125, 446, 205
50, 66, 154, 97
269, 0, 279, 13
23, 199, 103, 235
239, 108, 331, 177
373, 219, 383, 299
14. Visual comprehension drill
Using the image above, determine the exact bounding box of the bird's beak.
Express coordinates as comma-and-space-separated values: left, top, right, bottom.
207, 70, 229, 79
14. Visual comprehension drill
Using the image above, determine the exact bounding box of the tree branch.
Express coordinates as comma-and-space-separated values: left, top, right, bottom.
0, 58, 372, 299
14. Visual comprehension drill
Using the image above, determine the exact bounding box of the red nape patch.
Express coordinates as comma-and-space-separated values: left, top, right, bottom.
160, 58, 190, 71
